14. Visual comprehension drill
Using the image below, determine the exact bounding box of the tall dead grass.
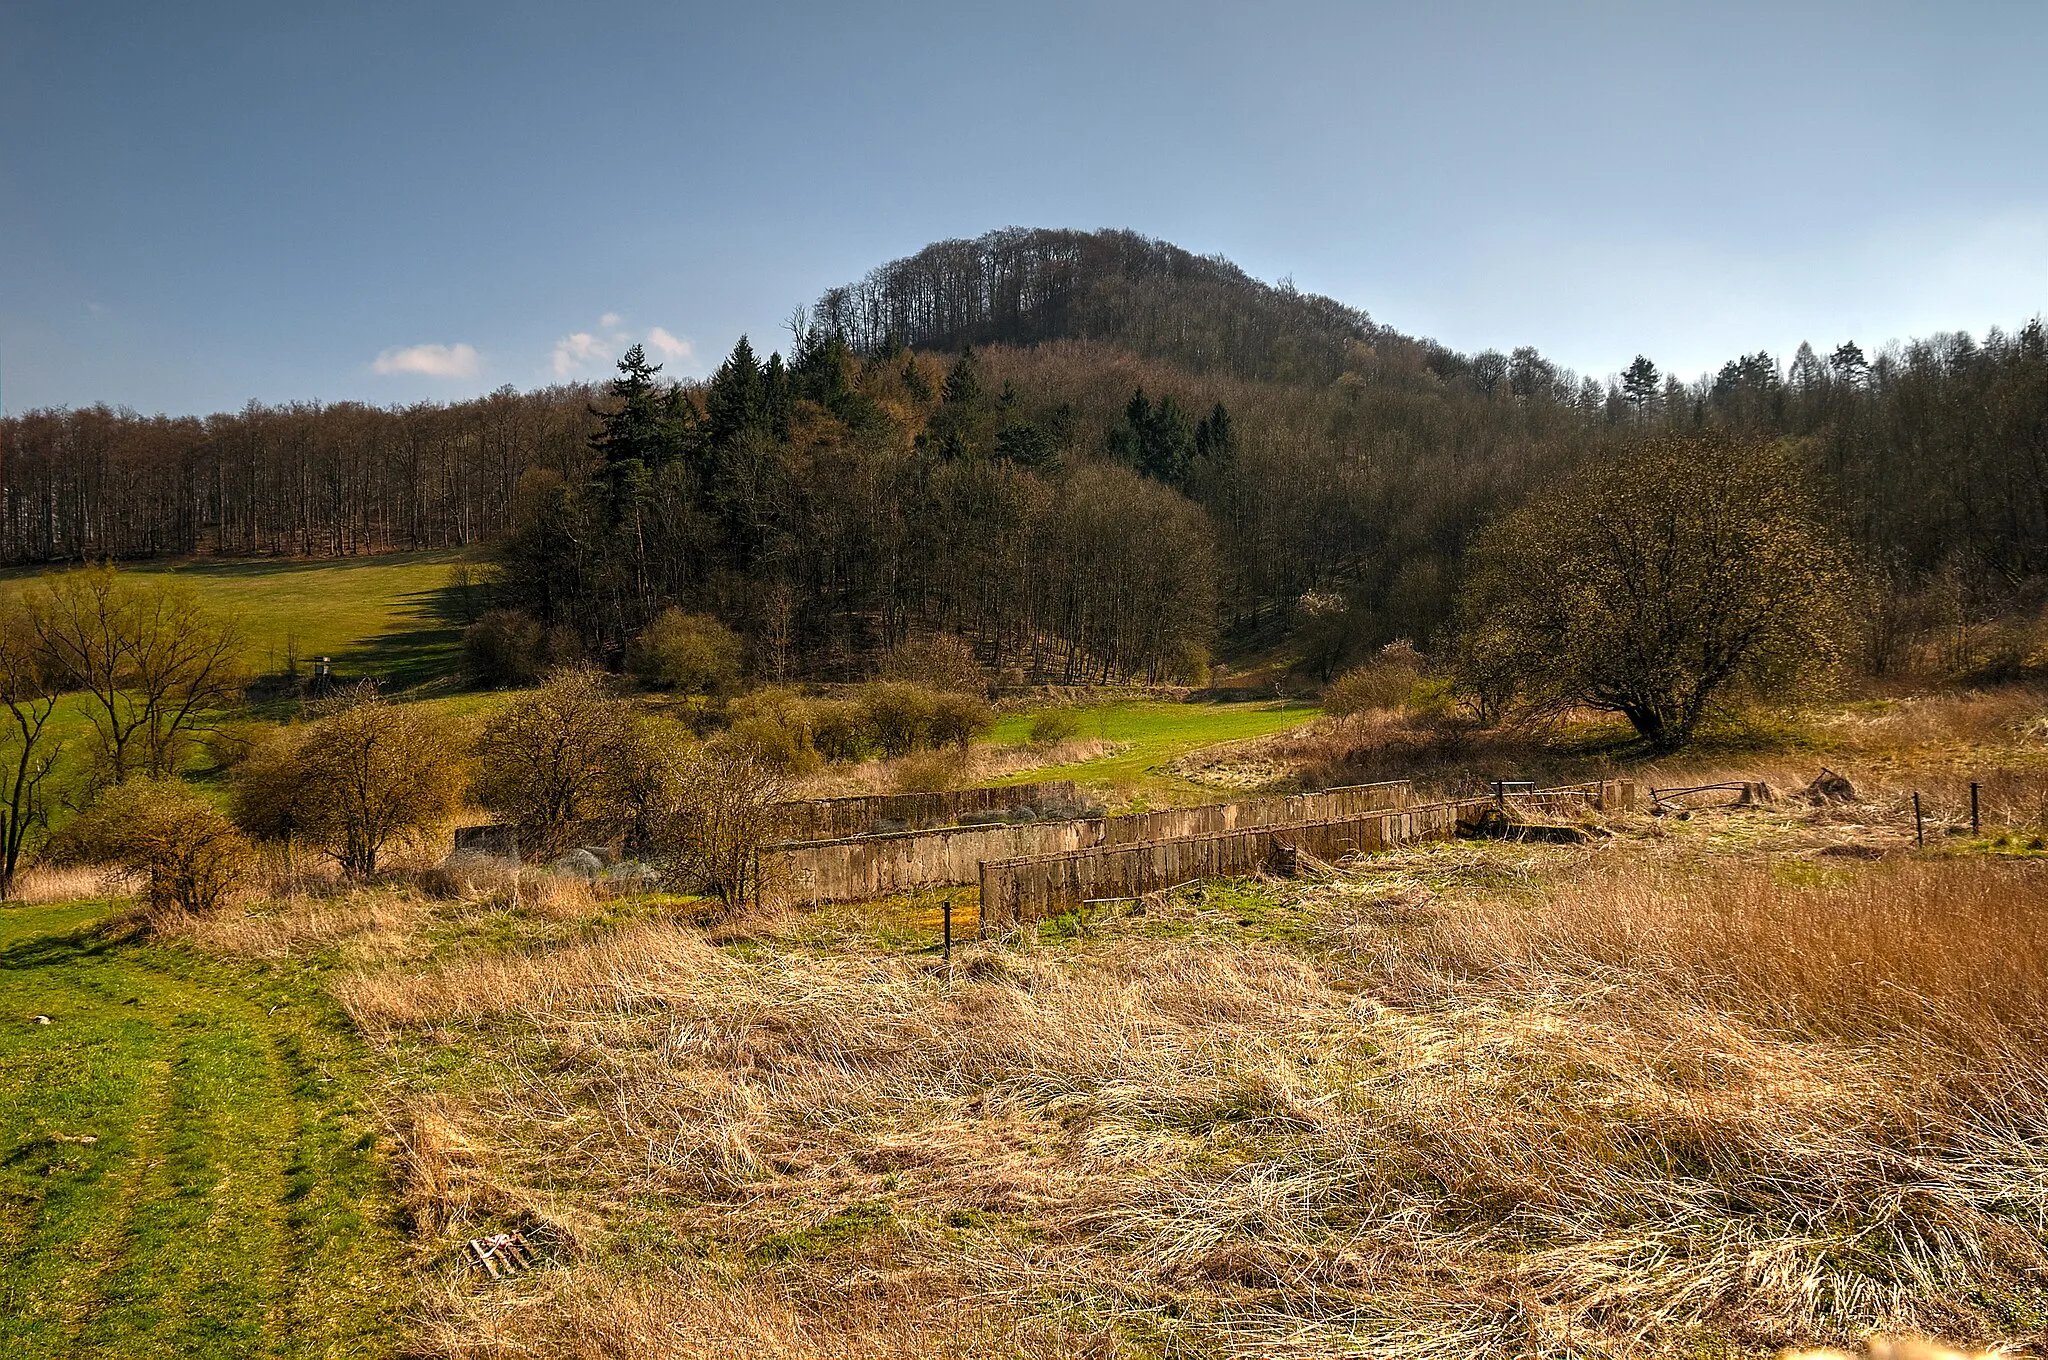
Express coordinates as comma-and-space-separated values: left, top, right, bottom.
337, 849, 2048, 1358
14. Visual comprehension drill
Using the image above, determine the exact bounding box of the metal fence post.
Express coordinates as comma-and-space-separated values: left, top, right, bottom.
1971, 782, 1981, 837
943, 896, 952, 962
1913, 791, 1923, 848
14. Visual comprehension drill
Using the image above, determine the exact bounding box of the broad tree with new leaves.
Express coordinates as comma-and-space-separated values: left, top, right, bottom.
1454, 436, 1850, 750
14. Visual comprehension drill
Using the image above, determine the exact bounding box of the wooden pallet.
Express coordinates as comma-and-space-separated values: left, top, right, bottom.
466, 1231, 535, 1279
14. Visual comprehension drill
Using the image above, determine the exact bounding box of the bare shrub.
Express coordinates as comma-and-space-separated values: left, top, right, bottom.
234, 688, 466, 878
463, 609, 546, 688
473, 667, 653, 859
1027, 707, 1081, 745
857, 681, 935, 757
1322, 639, 1426, 717
926, 689, 992, 748
55, 779, 255, 916
807, 698, 873, 762
877, 633, 987, 696
656, 738, 793, 909
721, 687, 822, 775
890, 748, 961, 793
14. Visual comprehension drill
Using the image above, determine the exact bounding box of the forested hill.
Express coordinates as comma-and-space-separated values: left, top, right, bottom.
3, 228, 2046, 687
809, 228, 1378, 385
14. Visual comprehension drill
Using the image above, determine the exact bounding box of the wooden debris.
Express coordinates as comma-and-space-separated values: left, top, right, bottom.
466, 1230, 535, 1279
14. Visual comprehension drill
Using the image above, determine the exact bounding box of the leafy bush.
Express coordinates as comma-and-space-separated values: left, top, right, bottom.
1323, 641, 1426, 717
628, 608, 744, 695
926, 690, 993, 749
59, 779, 255, 915
1028, 708, 1082, 745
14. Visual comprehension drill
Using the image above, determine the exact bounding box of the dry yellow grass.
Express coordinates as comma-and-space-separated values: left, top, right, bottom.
3, 862, 139, 903
319, 824, 2048, 1358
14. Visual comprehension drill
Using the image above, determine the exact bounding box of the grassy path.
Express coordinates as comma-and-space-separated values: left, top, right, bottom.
0, 903, 406, 1359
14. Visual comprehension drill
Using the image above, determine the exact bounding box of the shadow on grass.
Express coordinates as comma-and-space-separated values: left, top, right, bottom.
333, 582, 470, 691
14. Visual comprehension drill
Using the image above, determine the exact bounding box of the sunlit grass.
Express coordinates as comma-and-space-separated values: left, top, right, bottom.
985, 699, 1319, 801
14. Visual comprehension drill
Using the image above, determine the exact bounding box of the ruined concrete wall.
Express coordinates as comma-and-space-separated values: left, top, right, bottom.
771, 781, 1082, 843
757, 780, 1410, 909
978, 798, 1485, 930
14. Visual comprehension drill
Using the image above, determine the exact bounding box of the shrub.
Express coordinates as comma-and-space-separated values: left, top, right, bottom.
233, 689, 466, 877
464, 609, 546, 687
628, 608, 744, 695
60, 779, 254, 915
473, 667, 646, 860
892, 749, 962, 793
1323, 641, 1426, 717
877, 635, 987, 695
927, 690, 993, 749
808, 699, 874, 763
1028, 708, 1082, 745
656, 737, 793, 910
858, 682, 936, 757
721, 687, 822, 775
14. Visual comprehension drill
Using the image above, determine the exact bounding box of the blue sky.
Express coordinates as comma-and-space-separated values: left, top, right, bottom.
3, 1, 2044, 415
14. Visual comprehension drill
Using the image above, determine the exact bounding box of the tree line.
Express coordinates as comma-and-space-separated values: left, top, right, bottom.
6, 228, 2046, 685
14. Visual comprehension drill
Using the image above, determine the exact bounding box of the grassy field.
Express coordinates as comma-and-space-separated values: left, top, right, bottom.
0, 898, 409, 1359
985, 699, 1320, 801
288, 783, 2048, 1358
6, 691, 2048, 1356
2, 551, 473, 690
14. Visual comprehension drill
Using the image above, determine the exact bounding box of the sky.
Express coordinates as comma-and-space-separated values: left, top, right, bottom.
3, 1, 2045, 415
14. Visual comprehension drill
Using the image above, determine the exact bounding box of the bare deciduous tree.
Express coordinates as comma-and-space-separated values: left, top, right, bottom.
0, 601, 64, 899
26, 565, 246, 783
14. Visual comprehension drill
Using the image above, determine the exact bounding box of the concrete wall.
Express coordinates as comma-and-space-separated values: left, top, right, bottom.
978, 799, 1483, 930
757, 780, 1410, 909
977, 781, 1637, 929
771, 781, 1082, 843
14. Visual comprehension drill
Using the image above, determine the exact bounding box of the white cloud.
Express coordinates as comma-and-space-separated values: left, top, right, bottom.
372, 342, 480, 378
645, 326, 690, 360
551, 331, 608, 376
599, 312, 623, 328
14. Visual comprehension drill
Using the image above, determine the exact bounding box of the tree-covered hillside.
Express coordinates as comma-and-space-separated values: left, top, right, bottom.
4, 228, 2045, 685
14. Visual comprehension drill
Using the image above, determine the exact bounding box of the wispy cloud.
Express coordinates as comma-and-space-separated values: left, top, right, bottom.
551, 318, 694, 377
373, 342, 480, 378
551, 331, 608, 376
